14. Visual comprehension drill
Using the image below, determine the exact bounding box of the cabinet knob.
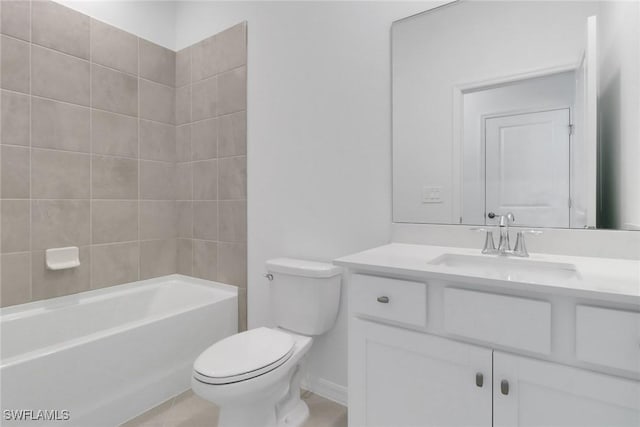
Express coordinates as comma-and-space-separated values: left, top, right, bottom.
377, 296, 390, 304
501, 379, 509, 395
475, 372, 483, 387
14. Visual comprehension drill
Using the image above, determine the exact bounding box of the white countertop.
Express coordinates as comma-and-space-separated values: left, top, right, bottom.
334, 243, 640, 305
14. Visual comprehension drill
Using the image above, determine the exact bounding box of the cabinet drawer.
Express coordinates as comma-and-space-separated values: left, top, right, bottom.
576, 305, 640, 373
443, 288, 551, 354
350, 274, 427, 327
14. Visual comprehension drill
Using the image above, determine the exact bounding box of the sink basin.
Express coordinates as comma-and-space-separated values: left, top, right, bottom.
428, 253, 579, 282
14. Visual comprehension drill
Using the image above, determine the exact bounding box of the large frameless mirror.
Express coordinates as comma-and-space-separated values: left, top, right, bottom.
392, 1, 639, 230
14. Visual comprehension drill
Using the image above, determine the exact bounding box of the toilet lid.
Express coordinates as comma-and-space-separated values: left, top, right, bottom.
194, 327, 295, 384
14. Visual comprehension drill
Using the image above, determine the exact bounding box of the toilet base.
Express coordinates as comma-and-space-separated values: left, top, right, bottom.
214, 394, 309, 427
217, 401, 278, 427
277, 399, 309, 427
276, 362, 309, 427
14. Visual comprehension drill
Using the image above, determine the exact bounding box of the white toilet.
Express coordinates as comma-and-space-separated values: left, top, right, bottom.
192, 258, 342, 427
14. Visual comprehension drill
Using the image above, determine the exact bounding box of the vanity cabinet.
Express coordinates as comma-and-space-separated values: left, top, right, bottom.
351, 317, 640, 427
494, 352, 640, 427
345, 271, 640, 427
350, 319, 492, 427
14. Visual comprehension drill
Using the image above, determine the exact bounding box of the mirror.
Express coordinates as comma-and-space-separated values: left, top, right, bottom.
392, 1, 639, 230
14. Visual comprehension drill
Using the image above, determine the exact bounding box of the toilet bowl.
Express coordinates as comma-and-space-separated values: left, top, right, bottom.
192, 258, 342, 427
192, 327, 312, 427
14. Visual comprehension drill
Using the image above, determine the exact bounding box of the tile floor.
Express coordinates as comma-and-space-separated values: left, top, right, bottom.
121, 389, 347, 427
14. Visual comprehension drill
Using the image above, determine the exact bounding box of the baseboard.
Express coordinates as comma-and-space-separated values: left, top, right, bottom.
301, 376, 348, 407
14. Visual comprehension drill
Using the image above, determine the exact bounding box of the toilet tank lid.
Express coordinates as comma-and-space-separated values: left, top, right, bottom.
266, 258, 342, 278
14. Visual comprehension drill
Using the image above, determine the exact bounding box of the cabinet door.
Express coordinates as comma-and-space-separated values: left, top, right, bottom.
494, 351, 640, 427
349, 319, 492, 427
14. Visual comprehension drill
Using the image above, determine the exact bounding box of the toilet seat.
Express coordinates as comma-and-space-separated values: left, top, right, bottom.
194, 327, 295, 385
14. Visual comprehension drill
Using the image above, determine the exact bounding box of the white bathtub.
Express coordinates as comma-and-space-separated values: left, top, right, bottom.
0, 274, 237, 426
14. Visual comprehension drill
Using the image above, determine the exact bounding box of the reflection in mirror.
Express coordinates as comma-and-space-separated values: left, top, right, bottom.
392, 1, 639, 230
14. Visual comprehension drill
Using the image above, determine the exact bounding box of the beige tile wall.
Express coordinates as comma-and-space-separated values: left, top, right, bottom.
0, 0, 247, 329
0, 0, 177, 305
175, 23, 248, 331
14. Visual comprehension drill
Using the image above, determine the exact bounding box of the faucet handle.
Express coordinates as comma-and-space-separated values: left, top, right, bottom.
470, 227, 497, 254
513, 230, 542, 257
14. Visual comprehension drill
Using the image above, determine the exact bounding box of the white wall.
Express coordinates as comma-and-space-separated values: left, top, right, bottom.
55, 0, 177, 49
174, 1, 445, 401
598, 1, 640, 230
392, 1, 599, 224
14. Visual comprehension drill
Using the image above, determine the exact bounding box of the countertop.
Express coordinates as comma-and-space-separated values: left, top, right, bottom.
334, 243, 640, 305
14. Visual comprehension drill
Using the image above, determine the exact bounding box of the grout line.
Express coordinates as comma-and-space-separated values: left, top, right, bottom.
0, 141, 210, 163
0, 31, 29, 44
28, 0, 33, 302
137, 36, 141, 282
191, 238, 245, 245
190, 44, 195, 277
14, 198, 175, 202
3, 88, 175, 126
190, 62, 247, 86
1, 239, 178, 257
215, 69, 220, 283
29, 39, 91, 63
0, 87, 30, 98
89, 16, 94, 289
0, 32, 30, 49
138, 74, 177, 92
84, 240, 142, 248
29, 146, 91, 156
4, 145, 174, 163
23, 145, 131, 159
186, 109, 244, 128
0, 250, 32, 257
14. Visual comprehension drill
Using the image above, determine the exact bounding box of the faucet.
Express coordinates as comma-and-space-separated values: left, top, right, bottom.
496, 212, 515, 255
472, 212, 541, 257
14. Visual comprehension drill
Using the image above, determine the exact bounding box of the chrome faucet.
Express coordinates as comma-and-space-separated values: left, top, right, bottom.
496, 212, 515, 255
472, 212, 541, 257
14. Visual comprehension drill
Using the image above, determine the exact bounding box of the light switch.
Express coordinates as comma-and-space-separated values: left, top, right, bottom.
422, 186, 443, 204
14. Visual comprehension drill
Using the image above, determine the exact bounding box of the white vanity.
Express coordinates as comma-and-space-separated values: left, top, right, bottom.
336, 243, 640, 427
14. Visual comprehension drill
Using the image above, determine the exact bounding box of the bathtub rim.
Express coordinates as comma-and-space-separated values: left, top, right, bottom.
0, 274, 238, 368
0, 274, 237, 318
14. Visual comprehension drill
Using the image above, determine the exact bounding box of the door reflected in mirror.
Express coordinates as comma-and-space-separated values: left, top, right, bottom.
464, 72, 580, 228
392, 1, 639, 230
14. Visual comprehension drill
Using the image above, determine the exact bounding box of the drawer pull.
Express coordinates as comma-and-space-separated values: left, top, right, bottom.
475, 372, 483, 387
377, 296, 390, 304
501, 379, 509, 395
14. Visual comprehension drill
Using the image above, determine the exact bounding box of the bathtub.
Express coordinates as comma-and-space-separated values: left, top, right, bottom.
0, 274, 237, 426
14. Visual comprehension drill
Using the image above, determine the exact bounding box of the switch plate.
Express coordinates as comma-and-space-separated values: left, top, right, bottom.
422, 186, 443, 204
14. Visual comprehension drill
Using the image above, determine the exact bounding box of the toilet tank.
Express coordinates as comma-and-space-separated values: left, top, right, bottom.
266, 258, 342, 336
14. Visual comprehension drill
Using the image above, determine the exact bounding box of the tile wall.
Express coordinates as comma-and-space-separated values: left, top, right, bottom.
174, 23, 248, 330
0, 1, 247, 329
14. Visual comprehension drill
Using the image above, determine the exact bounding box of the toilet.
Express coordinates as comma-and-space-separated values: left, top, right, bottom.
192, 258, 342, 427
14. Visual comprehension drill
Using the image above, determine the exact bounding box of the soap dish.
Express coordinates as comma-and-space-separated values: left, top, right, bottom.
46, 247, 80, 270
